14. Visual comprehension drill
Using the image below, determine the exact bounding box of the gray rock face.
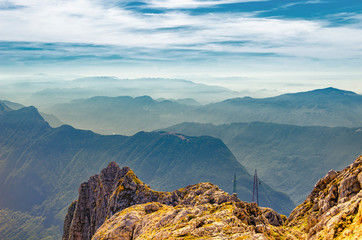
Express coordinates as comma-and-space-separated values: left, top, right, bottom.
63, 162, 130, 240
63, 162, 240, 240
62, 201, 77, 240
287, 156, 362, 239
261, 208, 285, 226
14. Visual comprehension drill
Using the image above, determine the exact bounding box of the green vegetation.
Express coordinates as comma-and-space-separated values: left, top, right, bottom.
163, 121, 362, 204
333, 213, 357, 238
0, 209, 60, 240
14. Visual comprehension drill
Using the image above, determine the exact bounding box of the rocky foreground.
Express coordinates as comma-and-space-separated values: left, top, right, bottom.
287, 155, 362, 239
64, 156, 362, 240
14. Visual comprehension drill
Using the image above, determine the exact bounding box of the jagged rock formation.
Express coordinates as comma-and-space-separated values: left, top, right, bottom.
92, 202, 275, 240
63, 162, 130, 240
63, 162, 282, 240
287, 156, 362, 239
65, 156, 362, 240
261, 207, 286, 227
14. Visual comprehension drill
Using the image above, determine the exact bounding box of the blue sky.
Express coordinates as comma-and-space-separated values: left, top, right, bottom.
1, 0, 362, 94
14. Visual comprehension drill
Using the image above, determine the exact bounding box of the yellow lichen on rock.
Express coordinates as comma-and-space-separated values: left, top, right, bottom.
332, 200, 362, 240
286, 156, 362, 240
92, 201, 282, 240
65, 156, 362, 240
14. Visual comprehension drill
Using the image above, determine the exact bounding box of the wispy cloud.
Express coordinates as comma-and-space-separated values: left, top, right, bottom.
143, 0, 267, 9
0, 0, 25, 10
0, 0, 362, 82
279, 0, 327, 9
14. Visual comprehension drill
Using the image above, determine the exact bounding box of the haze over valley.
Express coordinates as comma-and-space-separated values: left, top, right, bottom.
1, 0, 362, 239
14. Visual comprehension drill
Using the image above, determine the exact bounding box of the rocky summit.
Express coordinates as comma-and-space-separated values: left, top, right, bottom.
64, 156, 362, 240
287, 156, 362, 239
63, 162, 285, 240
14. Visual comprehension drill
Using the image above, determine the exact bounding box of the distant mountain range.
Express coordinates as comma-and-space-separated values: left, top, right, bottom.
162, 121, 362, 204
44, 87, 362, 136
4, 77, 239, 107
45, 95, 197, 135
199, 87, 362, 127
0, 104, 293, 239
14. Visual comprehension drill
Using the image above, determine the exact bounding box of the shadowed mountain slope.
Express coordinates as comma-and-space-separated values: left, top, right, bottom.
0, 106, 293, 239
162, 121, 362, 204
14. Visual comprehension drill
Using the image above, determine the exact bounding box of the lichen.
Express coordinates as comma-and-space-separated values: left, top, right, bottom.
333, 213, 357, 238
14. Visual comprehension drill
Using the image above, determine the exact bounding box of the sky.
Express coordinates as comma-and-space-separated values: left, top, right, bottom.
0, 0, 362, 94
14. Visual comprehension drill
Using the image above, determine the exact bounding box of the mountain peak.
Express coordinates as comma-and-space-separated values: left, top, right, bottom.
1, 106, 48, 128
0, 102, 11, 113
310, 87, 358, 96
287, 156, 362, 239
134, 95, 154, 102
64, 162, 283, 240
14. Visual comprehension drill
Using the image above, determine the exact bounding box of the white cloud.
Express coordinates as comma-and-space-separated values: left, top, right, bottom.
277, 0, 327, 9
144, 0, 266, 9
0, 0, 362, 61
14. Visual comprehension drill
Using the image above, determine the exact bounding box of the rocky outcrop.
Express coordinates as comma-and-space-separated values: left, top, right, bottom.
65, 156, 362, 240
63, 162, 130, 240
261, 207, 286, 227
63, 162, 247, 240
93, 201, 277, 240
287, 156, 362, 239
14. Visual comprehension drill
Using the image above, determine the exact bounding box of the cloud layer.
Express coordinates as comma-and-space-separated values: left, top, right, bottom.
0, 0, 362, 91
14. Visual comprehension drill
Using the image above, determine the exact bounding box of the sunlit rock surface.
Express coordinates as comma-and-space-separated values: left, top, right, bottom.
287, 156, 362, 239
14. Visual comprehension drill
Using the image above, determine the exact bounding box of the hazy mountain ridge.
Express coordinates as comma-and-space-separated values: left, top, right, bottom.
44, 87, 362, 136
0, 100, 23, 111
0, 99, 63, 127
200, 87, 362, 127
0, 106, 293, 239
162, 121, 362, 204
17, 77, 239, 107
45, 95, 200, 135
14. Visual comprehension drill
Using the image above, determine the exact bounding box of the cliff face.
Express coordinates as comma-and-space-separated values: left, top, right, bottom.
63, 162, 129, 240
63, 162, 256, 240
287, 156, 362, 239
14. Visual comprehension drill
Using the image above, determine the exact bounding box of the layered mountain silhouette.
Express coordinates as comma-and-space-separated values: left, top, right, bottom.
0, 99, 63, 127
46, 95, 196, 135
27, 77, 239, 107
162, 121, 362, 204
44, 87, 362, 136
0, 105, 293, 239
199, 87, 362, 127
